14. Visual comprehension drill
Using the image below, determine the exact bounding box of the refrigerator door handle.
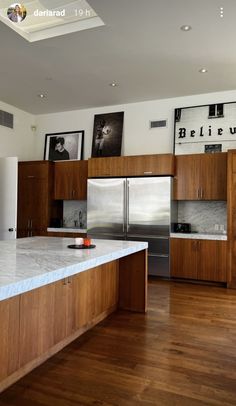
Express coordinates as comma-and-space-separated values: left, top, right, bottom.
123, 180, 126, 233
127, 180, 130, 233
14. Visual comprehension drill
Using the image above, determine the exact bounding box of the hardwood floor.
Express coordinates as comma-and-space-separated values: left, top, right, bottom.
1, 280, 236, 405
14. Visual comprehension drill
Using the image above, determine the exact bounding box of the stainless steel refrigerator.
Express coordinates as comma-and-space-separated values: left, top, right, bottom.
87, 177, 172, 277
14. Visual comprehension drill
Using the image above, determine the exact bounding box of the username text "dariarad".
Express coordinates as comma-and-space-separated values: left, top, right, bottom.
33, 8, 92, 17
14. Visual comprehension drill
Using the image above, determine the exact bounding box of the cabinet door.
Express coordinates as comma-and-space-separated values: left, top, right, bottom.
19, 280, 73, 367
126, 154, 174, 176
174, 153, 227, 201
0, 297, 19, 381
17, 177, 32, 237
72, 262, 119, 330
170, 238, 198, 279
17, 162, 51, 238
197, 240, 217, 281
198, 240, 227, 282
54, 161, 73, 199
88, 156, 127, 177
30, 177, 49, 232
174, 155, 202, 200
72, 161, 88, 199
200, 153, 227, 200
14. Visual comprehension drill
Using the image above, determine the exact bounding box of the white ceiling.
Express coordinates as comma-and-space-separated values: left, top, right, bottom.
0, 0, 235, 114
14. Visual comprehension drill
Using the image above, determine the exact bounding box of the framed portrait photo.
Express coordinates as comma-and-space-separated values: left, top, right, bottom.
91, 112, 124, 157
44, 130, 84, 161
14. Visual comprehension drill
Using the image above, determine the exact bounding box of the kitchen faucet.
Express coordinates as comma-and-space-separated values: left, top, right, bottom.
79, 211, 83, 228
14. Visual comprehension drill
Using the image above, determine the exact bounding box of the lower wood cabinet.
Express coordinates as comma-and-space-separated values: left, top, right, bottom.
19, 262, 119, 368
0, 297, 20, 381
19, 280, 74, 367
170, 238, 227, 282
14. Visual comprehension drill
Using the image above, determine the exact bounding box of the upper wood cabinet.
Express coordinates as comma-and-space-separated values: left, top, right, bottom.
54, 160, 88, 200
88, 154, 174, 178
88, 156, 127, 178
173, 152, 227, 200
125, 154, 174, 176
170, 238, 227, 282
17, 161, 55, 238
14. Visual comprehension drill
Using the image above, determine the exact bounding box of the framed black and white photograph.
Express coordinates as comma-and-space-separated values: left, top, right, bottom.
174, 101, 236, 154
91, 112, 124, 157
44, 130, 84, 161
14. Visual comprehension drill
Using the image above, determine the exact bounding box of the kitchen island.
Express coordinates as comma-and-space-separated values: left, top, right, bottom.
0, 237, 148, 392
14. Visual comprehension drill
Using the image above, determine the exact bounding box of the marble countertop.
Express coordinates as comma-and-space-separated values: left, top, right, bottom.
170, 232, 227, 241
0, 237, 148, 302
47, 227, 87, 233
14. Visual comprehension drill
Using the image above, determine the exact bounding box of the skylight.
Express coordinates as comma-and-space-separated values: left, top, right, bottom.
0, 0, 104, 42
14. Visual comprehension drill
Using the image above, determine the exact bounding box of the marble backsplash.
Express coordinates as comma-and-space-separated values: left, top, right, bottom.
177, 201, 227, 234
63, 200, 87, 229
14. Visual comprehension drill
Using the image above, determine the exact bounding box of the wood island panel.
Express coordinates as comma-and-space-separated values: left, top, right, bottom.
0, 297, 19, 381
0, 249, 147, 393
119, 249, 147, 312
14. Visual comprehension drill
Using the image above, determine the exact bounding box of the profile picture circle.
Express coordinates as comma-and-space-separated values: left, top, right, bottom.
7, 3, 27, 23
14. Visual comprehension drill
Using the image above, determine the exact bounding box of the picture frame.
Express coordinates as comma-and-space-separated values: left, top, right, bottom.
174, 101, 236, 154
91, 112, 124, 157
44, 130, 84, 161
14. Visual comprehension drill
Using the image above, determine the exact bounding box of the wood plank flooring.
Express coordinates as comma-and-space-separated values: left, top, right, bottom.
1, 280, 236, 405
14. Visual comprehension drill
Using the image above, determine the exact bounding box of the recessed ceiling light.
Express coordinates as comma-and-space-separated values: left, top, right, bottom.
37, 93, 46, 99
109, 82, 118, 87
199, 68, 208, 73
180, 25, 192, 31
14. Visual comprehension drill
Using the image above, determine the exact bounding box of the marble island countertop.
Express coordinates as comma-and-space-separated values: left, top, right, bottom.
170, 232, 227, 241
0, 237, 148, 302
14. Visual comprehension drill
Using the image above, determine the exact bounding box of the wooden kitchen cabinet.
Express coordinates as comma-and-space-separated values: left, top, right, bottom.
170, 238, 227, 282
125, 154, 174, 176
73, 261, 119, 329
170, 238, 198, 279
226, 150, 236, 287
174, 153, 227, 200
17, 161, 58, 238
88, 156, 127, 177
19, 262, 118, 367
88, 154, 174, 178
54, 160, 88, 200
0, 297, 19, 381
19, 279, 74, 367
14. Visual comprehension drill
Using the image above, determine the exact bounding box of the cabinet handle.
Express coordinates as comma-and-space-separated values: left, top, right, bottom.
27, 175, 35, 178
68, 277, 72, 284
197, 189, 200, 199
63, 278, 67, 285
201, 188, 204, 199
143, 171, 153, 175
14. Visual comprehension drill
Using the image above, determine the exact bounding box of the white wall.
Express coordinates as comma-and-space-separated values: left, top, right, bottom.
0, 101, 36, 161
15, 89, 236, 160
